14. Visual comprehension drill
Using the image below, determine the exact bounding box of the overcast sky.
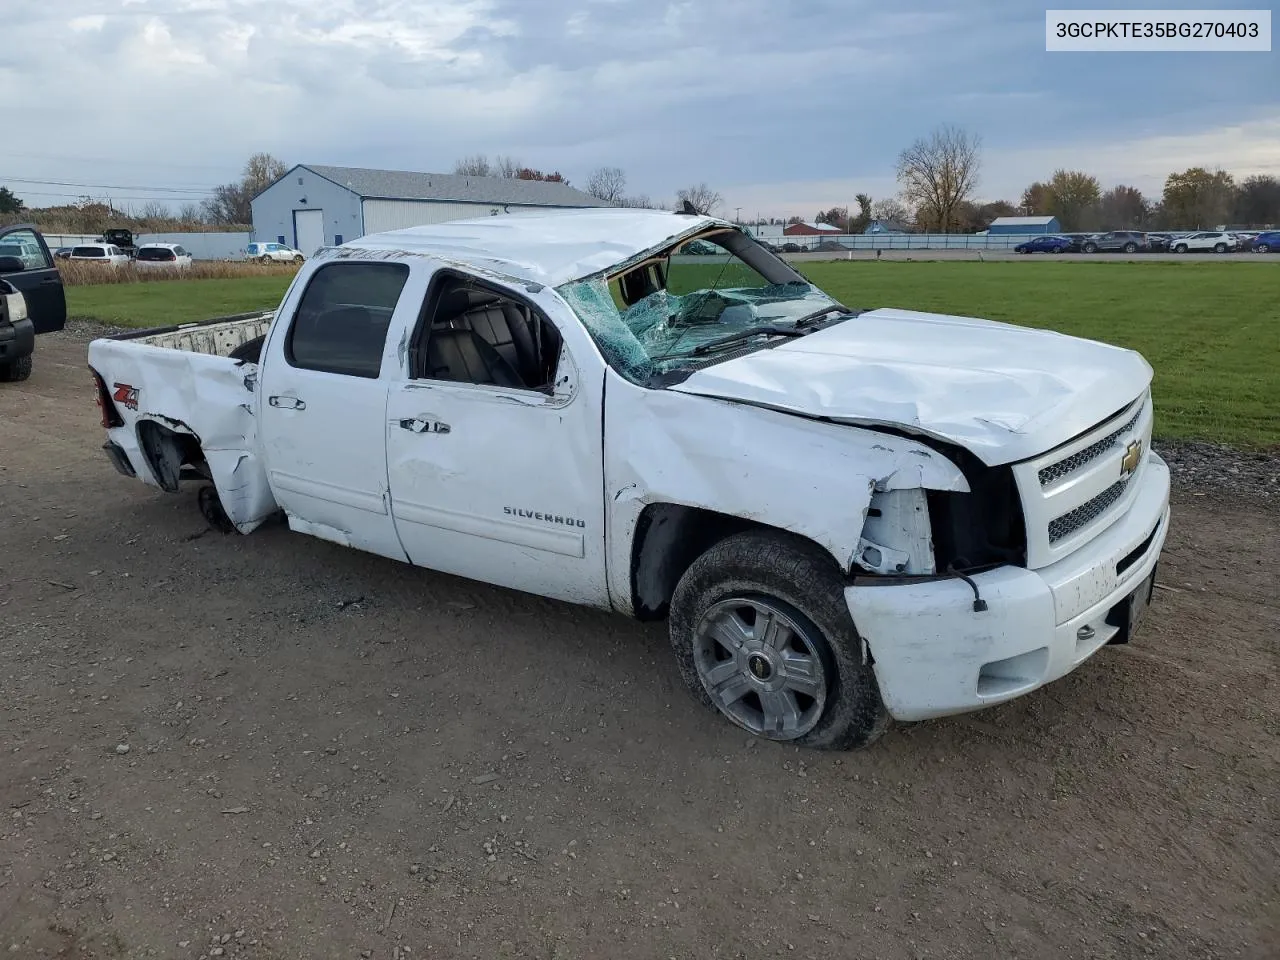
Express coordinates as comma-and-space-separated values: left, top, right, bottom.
3, 0, 1277, 218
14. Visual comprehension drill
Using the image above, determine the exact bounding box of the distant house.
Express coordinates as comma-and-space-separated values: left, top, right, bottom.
783, 221, 843, 236
865, 219, 909, 235
250, 163, 610, 255
987, 215, 1061, 235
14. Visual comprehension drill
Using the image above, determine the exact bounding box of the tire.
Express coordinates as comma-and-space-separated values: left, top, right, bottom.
1123, 242, 1137, 253
1213, 243, 1227, 253
1175, 244, 1188, 254
293, 254, 304, 263
0, 354, 33, 382
198, 485, 234, 533
259, 255, 272, 265
1257, 243, 1271, 253
1082, 242, 1097, 253
669, 530, 889, 750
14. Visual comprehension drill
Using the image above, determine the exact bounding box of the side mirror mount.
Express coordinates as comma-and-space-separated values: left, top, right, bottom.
0, 256, 25, 274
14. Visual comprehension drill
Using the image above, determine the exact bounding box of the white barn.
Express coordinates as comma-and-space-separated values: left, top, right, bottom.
250, 164, 612, 256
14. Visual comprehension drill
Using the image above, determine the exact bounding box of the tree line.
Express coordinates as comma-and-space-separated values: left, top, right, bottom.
5, 139, 1275, 236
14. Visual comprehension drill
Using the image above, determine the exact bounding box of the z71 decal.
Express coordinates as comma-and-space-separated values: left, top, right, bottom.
112, 383, 139, 410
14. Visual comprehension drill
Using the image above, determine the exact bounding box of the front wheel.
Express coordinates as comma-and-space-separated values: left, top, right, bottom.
1082, 242, 1098, 253
1256, 243, 1270, 253
1124, 242, 1138, 253
669, 531, 889, 750
0, 354, 33, 382
293, 254, 305, 263
1214, 243, 1227, 253
1175, 244, 1188, 254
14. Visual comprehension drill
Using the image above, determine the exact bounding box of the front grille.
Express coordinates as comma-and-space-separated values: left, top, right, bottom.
1048, 476, 1129, 543
1038, 403, 1143, 486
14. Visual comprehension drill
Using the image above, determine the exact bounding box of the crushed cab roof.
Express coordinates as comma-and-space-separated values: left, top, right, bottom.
342, 208, 725, 286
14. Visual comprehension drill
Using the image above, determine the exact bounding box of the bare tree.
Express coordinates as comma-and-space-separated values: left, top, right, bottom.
585, 166, 627, 204
871, 198, 909, 225
895, 124, 982, 233
177, 202, 205, 224
204, 152, 287, 226
617, 193, 656, 209
494, 155, 521, 179
243, 152, 288, 196
454, 154, 493, 177
676, 183, 723, 216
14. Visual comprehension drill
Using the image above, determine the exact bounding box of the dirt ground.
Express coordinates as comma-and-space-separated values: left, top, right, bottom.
2, 333, 1277, 960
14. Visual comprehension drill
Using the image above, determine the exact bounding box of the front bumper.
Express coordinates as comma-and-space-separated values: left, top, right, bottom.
0, 317, 35, 365
847, 452, 1171, 722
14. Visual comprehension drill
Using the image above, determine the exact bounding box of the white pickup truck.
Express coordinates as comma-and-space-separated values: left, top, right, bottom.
87, 209, 1170, 750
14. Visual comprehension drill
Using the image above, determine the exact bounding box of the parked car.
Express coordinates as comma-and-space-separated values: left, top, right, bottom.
1014, 235, 1076, 254
69, 243, 131, 267
1250, 230, 1280, 253
246, 241, 305, 264
678, 239, 718, 255
1170, 232, 1237, 253
1229, 233, 1257, 252
0, 224, 68, 382
86, 209, 1170, 751
1144, 233, 1172, 252
780, 242, 802, 253
1079, 231, 1149, 254
815, 240, 845, 252
53, 246, 74, 260
135, 243, 193, 270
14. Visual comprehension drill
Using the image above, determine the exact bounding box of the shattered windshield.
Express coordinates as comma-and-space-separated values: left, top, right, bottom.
555, 228, 846, 384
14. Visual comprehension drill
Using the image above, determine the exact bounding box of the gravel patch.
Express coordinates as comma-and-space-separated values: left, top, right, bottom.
55, 317, 135, 339
1156, 440, 1278, 501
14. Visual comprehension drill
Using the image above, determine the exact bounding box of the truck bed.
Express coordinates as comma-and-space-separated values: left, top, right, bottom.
103, 310, 274, 355
87, 310, 279, 534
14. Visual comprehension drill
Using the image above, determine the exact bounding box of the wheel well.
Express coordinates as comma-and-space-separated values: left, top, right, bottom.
136, 419, 205, 492
629, 504, 836, 621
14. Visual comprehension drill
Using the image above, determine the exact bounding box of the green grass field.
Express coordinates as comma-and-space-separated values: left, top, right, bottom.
67, 275, 294, 327
67, 261, 1279, 449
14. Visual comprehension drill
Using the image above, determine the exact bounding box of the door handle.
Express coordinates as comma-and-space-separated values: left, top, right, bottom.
398, 417, 449, 435
268, 395, 306, 410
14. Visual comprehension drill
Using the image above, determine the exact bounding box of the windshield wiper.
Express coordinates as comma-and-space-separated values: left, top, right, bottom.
794, 303, 851, 327
686, 325, 807, 357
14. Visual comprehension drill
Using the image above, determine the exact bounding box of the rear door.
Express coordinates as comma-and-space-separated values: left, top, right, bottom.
257, 258, 418, 561
0, 226, 66, 334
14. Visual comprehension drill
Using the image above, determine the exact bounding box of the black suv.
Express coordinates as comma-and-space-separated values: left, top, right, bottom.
1080, 231, 1149, 254
0, 224, 68, 382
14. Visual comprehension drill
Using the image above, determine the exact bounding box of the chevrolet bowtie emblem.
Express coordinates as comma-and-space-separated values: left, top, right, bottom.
1121, 439, 1143, 476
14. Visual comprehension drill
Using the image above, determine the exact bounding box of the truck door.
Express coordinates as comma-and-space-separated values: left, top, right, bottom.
257, 259, 413, 561
384, 269, 609, 606
0, 226, 66, 334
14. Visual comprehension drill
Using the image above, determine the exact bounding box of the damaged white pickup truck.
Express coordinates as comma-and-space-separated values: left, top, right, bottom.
87, 209, 1170, 749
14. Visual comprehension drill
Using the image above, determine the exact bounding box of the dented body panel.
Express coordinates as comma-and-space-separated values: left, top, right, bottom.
86, 209, 1172, 731
602, 377, 968, 610
670, 307, 1154, 467
87, 327, 277, 534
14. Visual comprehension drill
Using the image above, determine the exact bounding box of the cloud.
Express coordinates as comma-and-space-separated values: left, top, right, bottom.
0, 0, 1275, 216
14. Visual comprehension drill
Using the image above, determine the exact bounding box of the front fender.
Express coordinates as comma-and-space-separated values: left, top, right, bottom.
604, 377, 968, 609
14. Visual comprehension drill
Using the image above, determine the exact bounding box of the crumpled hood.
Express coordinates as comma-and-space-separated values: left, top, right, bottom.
669, 307, 1153, 466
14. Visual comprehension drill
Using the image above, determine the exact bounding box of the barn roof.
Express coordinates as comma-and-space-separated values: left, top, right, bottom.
297, 164, 610, 208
